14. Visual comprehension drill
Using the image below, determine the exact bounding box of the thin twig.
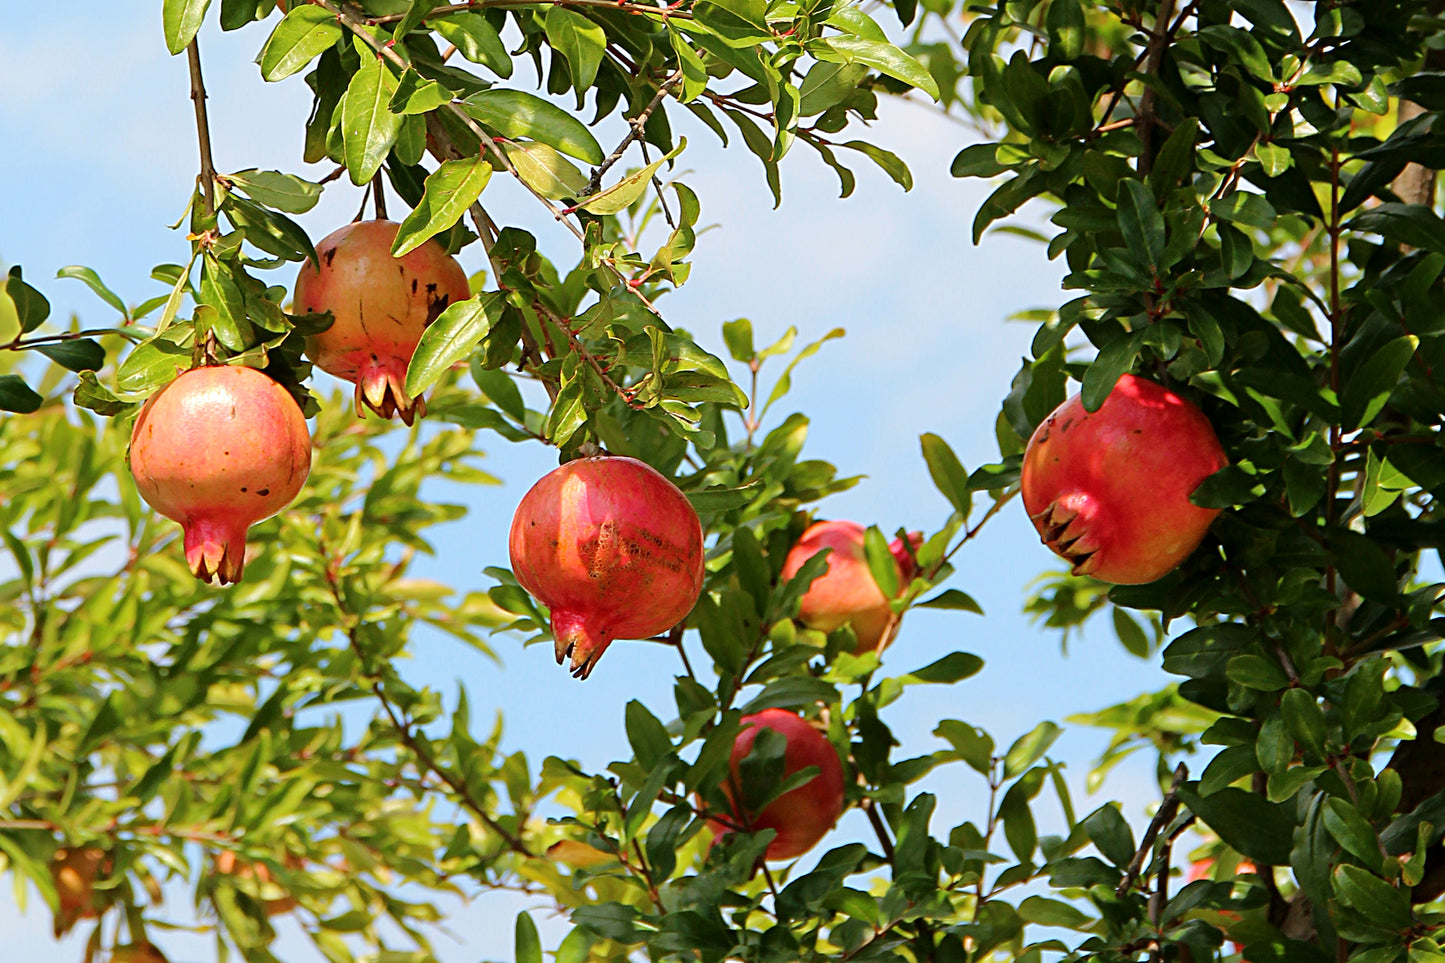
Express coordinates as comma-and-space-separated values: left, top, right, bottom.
584, 70, 684, 195
372, 172, 389, 220
1115, 762, 1188, 897
863, 798, 896, 863
1136, 0, 1178, 175
186, 38, 218, 216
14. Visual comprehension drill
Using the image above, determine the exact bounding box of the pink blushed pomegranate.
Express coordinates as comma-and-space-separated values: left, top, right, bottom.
508, 456, 704, 679
293, 220, 470, 425
129, 365, 312, 585
780, 520, 921, 653
708, 709, 846, 862
1021, 374, 1228, 585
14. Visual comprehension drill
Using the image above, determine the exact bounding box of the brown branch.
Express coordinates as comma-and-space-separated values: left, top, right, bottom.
186, 38, 218, 216
584, 70, 684, 195
367, 0, 691, 24
863, 797, 896, 863
372, 172, 389, 220
1136, 0, 1178, 176
1115, 762, 1188, 897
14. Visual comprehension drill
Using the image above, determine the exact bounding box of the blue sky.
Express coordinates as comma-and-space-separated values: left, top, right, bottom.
1, 7, 1180, 961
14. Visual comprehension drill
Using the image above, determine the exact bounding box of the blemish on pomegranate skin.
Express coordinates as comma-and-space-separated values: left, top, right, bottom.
322, 248, 337, 267
257, 488, 270, 496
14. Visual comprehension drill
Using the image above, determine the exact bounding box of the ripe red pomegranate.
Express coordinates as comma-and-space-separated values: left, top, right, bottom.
780, 520, 921, 653
1188, 858, 1256, 955
129, 365, 312, 585
1021, 374, 1227, 585
508, 456, 704, 679
709, 709, 846, 862
293, 220, 470, 425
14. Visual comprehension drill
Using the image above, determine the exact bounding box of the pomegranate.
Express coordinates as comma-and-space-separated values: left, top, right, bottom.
293, 220, 470, 425
508, 456, 704, 679
110, 946, 170, 963
780, 520, 922, 653
50, 847, 106, 937
1021, 374, 1227, 584
1188, 858, 1257, 955
129, 365, 312, 586
709, 709, 846, 861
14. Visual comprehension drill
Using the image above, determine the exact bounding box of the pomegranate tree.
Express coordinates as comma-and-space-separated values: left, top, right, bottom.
709, 709, 846, 861
508, 456, 704, 679
780, 520, 921, 653
129, 365, 312, 585
1021, 374, 1228, 584
50, 847, 106, 937
293, 220, 470, 425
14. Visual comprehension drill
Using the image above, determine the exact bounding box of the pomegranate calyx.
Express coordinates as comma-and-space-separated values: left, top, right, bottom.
551, 609, 614, 680
355, 357, 425, 426
183, 516, 251, 586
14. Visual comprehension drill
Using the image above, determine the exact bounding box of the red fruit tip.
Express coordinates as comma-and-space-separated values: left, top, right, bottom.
551, 610, 615, 680
183, 517, 249, 586
355, 358, 424, 426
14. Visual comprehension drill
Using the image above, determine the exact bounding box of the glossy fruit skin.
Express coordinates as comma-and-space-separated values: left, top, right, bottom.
293, 220, 470, 425
1021, 374, 1228, 585
509, 456, 704, 679
709, 709, 846, 862
129, 366, 312, 586
780, 521, 921, 653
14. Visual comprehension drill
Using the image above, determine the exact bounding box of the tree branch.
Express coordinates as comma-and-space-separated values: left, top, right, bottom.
1115, 762, 1188, 897
584, 70, 684, 195
186, 38, 218, 216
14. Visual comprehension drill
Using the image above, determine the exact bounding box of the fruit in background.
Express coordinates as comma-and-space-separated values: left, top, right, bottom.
709, 709, 846, 861
1187, 858, 1257, 955
780, 520, 922, 653
129, 365, 312, 585
110, 945, 169, 963
509, 456, 705, 679
51, 847, 107, 937
1021, 374, 1228, 584
214, 851, 299, 916
293, 220, 470, 425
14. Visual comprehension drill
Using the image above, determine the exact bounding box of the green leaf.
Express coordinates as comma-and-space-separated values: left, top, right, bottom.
935, 719, 994, 774
1340, 335, 1416, 431
839, 140, 913, 191
1080, 332, 1143, 412
227, 169, 323, 213
1177, 785, 1295, 865
258, 5, 342, 81
6, 272, 50, 334
580, 139, 687, 215
1081, 803, 1135, 867
722, 318, 753, 362
56, 266, 127, 317
816, 36, 939, 100
1018, 895, 1092, 929
917, 589, 983, 614
1003, 721, 1061, 778
342, 58, 403, 185
502, 141, 587, 200
545, 7, 605, 92
1281, 687, 1327, 759
393, 0, 441, 38
35, 340, 105, 373
406, 293, 504, 396
1332, 864, 1413, 930
0, 375, 43, 414
798, 62, 868, 116
760, 327, 844, 418
862, 525, 899, 599
164, 0, 212, 54
389, 68, 453, 115
902, 652, 983, 684
515, 911, 542, 963
625, 700, 673, 770
1324, 798, 1384, 870
393, 156, 494, 257
1044, 0, 1085, 59
433, 13, 512, 78
920, 432, 970, 516
1117, 179, 1165, 269
464, 90, 604, 165
1225, 653, 1290, 691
